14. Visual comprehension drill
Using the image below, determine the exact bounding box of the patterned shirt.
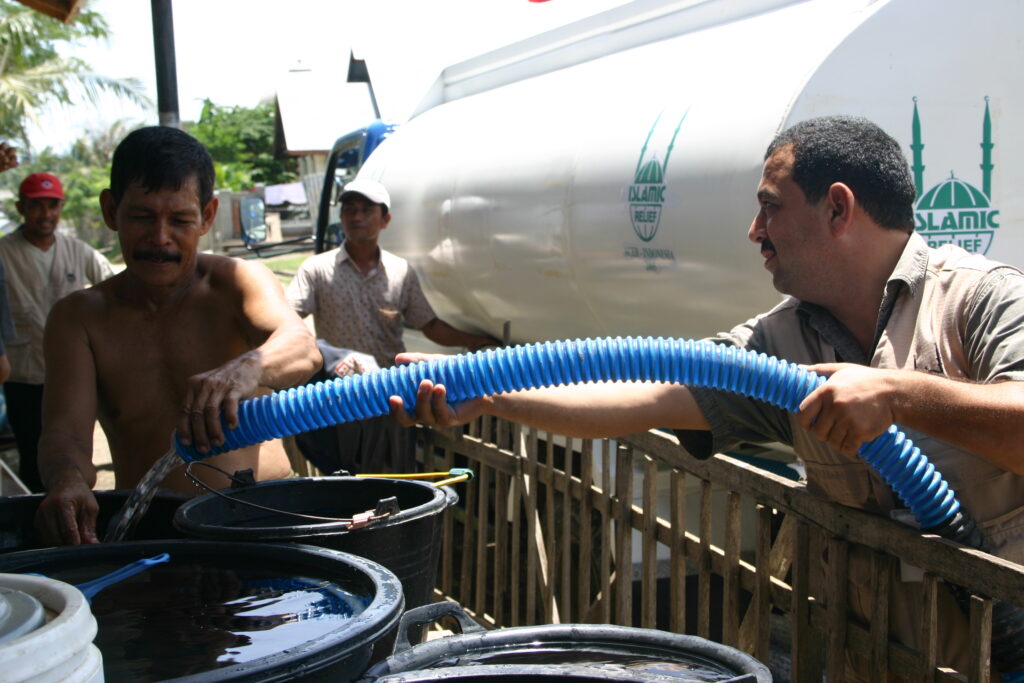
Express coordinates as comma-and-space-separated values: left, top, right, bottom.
286, 245, 437, 367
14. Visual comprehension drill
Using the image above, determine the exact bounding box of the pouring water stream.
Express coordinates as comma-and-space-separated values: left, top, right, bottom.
103, 448, 181, 543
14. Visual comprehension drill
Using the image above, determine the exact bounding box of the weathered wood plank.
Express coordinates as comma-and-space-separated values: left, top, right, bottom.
494, 470, 509, 627
825, 536, 848, 682
600, 444, 612, 624
669, 468, 687, 634
474, 463, 490, 619
614, 444, 634, 626
722, 490, 741, 647
641, 456, 658, 629
698, 478, 713, 640
578, 439, 594, 623
560, 439, 573, 621
968, 595, 992, 683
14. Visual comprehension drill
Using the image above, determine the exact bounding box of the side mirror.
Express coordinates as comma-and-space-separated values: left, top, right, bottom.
239, 197, 267, 244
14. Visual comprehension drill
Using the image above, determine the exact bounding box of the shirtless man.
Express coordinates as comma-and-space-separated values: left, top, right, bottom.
35, 126, 320, 545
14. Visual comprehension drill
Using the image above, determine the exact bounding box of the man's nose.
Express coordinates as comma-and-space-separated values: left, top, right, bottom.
151, 218, 174, 243
748, 211, 766, 243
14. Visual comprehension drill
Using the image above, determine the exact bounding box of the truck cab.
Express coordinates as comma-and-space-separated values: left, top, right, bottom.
314, 119, 397, 254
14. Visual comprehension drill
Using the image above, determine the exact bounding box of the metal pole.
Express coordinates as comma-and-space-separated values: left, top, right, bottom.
151, 0, 180, 128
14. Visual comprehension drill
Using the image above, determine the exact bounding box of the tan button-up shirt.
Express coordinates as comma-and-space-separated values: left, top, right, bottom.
0, 229, 114, 384
286, 245, 436, 368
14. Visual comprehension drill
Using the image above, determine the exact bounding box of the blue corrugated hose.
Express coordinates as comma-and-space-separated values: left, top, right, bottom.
172, 336, 1021, 676
175, 337, 958, 530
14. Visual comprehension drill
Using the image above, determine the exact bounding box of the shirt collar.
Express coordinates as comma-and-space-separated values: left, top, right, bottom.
887, 231, 929, 299
336, 242, 384, 276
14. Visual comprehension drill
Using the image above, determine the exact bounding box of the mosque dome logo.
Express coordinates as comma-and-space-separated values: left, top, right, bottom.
911, 97, 999, 254
629, 111, 686, 242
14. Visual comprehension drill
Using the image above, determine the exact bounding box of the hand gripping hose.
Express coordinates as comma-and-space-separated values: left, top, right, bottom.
173, 336, 1023, 675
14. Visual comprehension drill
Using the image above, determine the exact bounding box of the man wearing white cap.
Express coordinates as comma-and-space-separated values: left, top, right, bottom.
0, 172, 114, 491
287, 178, 498, 474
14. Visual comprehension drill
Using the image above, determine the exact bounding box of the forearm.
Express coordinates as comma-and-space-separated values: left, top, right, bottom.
485, 382, 708, 439
250, 323, 320, 390
38, 430, 97, 491
893, 373, 1024, 474
421, 319, 498, 351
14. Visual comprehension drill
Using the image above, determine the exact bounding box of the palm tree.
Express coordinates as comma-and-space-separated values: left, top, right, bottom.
0, 0, 150, 145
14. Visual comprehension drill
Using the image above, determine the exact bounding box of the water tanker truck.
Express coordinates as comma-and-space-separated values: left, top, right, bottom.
316, 0, 1022, 346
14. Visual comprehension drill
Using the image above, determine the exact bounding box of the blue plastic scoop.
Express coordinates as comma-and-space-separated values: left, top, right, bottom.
72, 552, 171, 603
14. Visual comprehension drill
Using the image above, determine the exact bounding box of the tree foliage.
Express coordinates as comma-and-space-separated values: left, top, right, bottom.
0, 1, 293, 249
0, 0, 150, 145
186, 98, 297, 191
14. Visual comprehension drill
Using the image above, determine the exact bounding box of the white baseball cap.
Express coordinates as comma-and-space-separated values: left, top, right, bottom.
341, 179, 390, 212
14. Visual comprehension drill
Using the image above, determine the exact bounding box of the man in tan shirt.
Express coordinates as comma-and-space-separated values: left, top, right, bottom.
287, 179, 498, 474
35, 126, 319, 545
392, 116, 1024, 678
0, 172, 114, 491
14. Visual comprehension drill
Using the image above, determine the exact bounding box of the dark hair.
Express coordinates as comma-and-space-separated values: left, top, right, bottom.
109, 126, 215, 208
766, 116, 916, 232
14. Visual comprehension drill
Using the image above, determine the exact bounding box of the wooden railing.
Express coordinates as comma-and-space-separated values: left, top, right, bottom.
408, 418, 1024, 682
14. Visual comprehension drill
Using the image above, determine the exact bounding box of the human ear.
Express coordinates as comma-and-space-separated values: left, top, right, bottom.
199, 196, 218, 236
99, 189, 118, 232
826, 182, 855, 235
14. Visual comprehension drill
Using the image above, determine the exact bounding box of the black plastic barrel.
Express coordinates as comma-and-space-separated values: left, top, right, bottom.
0, 539, 404, 682
0, 489, 189, 552
361, 602, 773, 683
172, 477, 456, 651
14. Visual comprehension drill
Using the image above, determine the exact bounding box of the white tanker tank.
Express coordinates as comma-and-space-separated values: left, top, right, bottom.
339, 0, 1022, 344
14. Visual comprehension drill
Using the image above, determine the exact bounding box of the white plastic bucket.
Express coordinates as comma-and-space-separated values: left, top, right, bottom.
0, 573, 103, 682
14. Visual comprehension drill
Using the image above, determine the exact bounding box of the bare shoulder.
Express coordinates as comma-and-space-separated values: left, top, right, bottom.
198, 253, 278, 290
49, 273, 122, 322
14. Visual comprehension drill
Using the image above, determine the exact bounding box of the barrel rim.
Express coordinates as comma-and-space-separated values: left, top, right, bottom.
0, 539, 406, 682
365, 622, 772, 683
172, 476, 458, 540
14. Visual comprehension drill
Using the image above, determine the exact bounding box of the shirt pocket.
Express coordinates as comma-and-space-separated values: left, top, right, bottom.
801, 459, 896, 514
978, 505, 1024, 564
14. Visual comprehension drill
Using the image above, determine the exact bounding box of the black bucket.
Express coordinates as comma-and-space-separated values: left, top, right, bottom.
172, 477, 456, 648
0, 489, 189, 552
0, 539, 404, 682
361, 602, 773, 683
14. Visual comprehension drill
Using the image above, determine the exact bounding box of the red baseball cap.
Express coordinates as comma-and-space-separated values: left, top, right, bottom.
19, 172, 64, 200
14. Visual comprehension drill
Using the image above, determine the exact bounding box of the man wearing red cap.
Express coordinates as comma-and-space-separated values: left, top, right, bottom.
0, 171, 114, 491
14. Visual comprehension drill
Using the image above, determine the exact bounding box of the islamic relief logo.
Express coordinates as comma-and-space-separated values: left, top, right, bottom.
629, 111, 687, 242
911, 97, 999, 254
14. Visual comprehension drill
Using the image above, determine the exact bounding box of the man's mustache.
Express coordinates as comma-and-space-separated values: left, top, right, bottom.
132, 249, 182, 263
761, 238, 776, 255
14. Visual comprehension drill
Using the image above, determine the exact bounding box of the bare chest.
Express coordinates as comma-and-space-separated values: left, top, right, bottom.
92, 301, 251, 422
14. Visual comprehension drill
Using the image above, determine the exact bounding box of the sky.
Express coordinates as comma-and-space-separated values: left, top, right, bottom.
27, 0, 630, 153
